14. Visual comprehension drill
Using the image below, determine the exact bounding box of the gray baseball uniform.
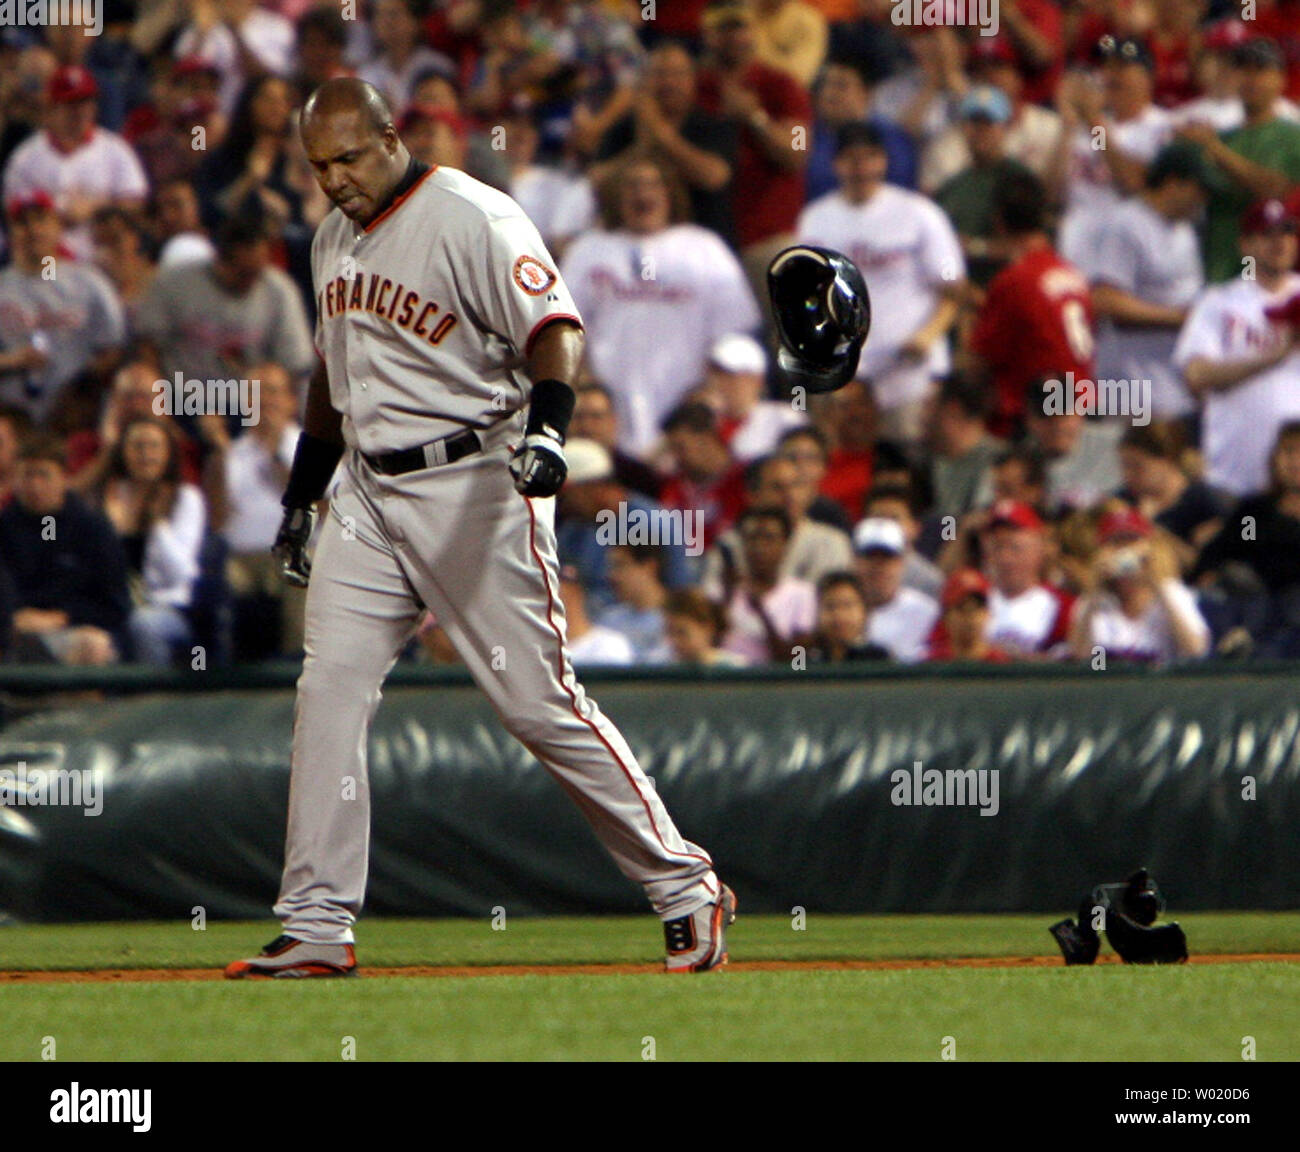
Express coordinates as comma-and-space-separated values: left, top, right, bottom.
274, 164, 721, 942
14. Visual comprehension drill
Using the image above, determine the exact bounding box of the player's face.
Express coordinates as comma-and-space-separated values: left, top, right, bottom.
303, 110, 404, 225
817, 583, 867, 645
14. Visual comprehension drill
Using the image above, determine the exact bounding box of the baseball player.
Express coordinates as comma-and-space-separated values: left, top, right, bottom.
225, 79, 734, 978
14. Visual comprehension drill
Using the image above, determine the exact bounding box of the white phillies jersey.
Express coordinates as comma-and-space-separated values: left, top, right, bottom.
560, 223, 760, 456
1083, 583, 1209, 665
1081, 196, 1204, 418
1058, 105, 1172, 266
988, 584, 1072, 656
2, 127, 149, 260
797, 184, 965, 411
1173, 273, 1300, 497
311, 165, 581, 455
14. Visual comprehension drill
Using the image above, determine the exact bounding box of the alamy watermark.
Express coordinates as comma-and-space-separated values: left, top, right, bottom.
0, 0, 102, 35
0, 762, 101, 816
595, 501, 704, 557
891, 760, 999, 816
153, 373, 260, 427
892, 0, 999, 37
1042, 371, 1151, 427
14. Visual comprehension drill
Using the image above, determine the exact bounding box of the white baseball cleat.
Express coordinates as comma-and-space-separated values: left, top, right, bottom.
664, 885, 737, 973
224, 934, 358, 979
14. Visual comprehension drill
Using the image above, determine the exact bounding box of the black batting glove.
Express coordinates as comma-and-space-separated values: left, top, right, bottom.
509, 429, 568, 498
274, 506, 316, 587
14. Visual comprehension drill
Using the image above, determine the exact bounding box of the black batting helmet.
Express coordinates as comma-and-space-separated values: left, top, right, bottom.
767, 245, 871, 394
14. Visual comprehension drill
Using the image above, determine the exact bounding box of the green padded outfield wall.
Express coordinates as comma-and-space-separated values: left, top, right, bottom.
0, 668, 1298, 920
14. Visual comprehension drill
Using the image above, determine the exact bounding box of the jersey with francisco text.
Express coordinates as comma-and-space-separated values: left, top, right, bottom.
310, 165, 582, 454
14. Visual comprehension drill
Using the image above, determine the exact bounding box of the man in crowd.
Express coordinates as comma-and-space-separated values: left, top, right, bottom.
982, 499, 1074, 657
1174, 197, 1300, 498
0, 193, 125, 428
798, 121, 965, 443
851, 516, 939, 663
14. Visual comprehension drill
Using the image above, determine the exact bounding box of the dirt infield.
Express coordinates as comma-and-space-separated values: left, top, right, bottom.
3, 953, 1299, 983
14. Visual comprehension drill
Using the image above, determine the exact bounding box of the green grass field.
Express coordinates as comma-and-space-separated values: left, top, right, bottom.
1, 913, 1297, 1061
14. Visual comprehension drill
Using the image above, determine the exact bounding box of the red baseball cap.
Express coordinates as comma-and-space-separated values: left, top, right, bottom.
968, 35, 1018, 68
1098, 507, 1153, 544
1242, 197, 1300, 235
171, 56, 221, 81
1265, 292, 1300, 327
1203, 20, 1250, 54
6, 190, 55, 218
942, 568, 991, 610
986, 500, 1044, 533
48, 65, 98, 105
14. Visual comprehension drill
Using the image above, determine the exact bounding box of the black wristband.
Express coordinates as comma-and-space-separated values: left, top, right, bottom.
524, 378, 576, 443
282, 433, 344, 508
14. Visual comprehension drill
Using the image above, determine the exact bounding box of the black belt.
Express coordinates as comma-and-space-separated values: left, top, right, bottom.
362, 429, 482, 476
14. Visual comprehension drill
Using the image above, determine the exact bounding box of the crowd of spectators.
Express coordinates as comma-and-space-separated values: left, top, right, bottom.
1, 0, 1299, 671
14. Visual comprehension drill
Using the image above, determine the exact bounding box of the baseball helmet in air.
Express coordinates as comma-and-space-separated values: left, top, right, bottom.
766, 245, 871, 394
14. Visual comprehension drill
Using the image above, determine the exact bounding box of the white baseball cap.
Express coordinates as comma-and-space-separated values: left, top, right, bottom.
852, 517, 906, 556
564, 438, 614, 484
709, 333, 767, 376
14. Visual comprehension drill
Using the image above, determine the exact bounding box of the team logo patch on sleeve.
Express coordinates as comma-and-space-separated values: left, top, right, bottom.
513, 255, 557, 296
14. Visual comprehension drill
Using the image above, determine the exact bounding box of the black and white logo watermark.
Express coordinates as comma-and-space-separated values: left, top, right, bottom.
891, 761, 1000, 816
153, 373, 260, 427
595, 502, 704, 558
0, 761, 101, 816
50, 1084, 150, 1133
1042, 371, 1151, 427
1, 0, 102, 34
892, 0, 999, 37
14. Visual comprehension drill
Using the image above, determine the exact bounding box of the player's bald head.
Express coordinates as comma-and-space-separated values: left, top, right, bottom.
302, 78, 394, 138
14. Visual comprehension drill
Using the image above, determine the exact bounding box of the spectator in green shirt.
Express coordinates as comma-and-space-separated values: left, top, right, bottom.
1178, 37, 1300, 282
934, 85, 1035, 288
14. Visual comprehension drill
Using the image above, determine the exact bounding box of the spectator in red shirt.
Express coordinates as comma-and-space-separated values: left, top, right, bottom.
982, 499, 1075, 657
927, 567, 1012, 663
696, 0, 813, 309
1253, 0, 1300, 102
659, 400, 749, 554
968, 169, 1096, 440
815, 378, 876, 522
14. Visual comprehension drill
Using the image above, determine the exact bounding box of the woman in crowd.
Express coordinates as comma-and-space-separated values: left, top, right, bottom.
89, 415, 206, 666
196, 74, 304, 231
1069, 504, 1210, 665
